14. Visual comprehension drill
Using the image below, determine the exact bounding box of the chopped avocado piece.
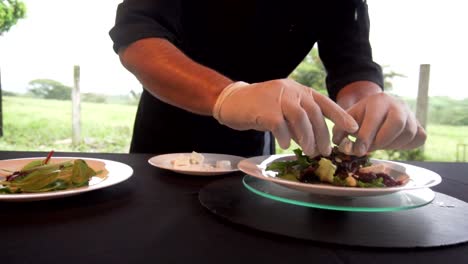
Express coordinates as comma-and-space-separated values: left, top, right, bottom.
315, 158, 336, 184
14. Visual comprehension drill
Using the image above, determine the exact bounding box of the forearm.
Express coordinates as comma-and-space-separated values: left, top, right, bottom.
118, 38, 232, 115
336, 81, 382, 109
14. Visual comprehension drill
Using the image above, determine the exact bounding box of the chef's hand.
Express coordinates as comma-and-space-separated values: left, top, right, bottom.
333, 91, 427, 156
213, 79, 359, 156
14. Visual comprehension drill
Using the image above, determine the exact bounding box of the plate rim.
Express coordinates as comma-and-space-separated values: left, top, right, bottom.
148, 152, 245, 176
0, 156, 134, 201
237, 154, 442, 197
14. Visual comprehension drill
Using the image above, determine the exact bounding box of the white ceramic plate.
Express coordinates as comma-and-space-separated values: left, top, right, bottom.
148, 153, 244, 176
238, 154, 442, 197
0, 157, 133, 202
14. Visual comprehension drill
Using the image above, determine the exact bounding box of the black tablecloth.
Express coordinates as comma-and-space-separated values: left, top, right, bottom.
1, 151, 467, 264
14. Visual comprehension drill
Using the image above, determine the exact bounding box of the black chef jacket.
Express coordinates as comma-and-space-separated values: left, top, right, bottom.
109, 0, 383, 157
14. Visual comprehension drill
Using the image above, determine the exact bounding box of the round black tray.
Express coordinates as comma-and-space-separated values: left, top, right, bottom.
199, 176, 468, 248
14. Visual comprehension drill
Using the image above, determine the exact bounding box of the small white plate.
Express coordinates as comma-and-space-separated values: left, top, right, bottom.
238, 154, 442, 197
0, 157, 133, 202
148, 153, 244, 176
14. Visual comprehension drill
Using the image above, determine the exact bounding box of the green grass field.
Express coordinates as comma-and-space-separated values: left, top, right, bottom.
424, 124, 468, 161
1, 96, 467, 162
0, 96, 137, 153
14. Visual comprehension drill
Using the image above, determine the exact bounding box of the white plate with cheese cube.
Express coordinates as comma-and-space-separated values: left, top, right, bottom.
148, 152, 245, 176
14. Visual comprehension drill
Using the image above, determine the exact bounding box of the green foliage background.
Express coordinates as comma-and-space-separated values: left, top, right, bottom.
0, 0, 26, 35
406, 97, 468, 126
289, 48, 327, 94
27, 79, 72, 100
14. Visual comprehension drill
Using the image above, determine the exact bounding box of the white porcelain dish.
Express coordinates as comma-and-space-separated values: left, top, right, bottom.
148, 153, 244, 176
0, 157, 133, 202
238, 154, 442, 197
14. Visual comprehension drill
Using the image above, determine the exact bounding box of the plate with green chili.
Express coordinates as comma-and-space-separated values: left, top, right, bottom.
0, 152, 133, 201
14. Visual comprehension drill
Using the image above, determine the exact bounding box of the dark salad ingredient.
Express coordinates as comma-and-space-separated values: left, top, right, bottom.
266, 147, 408, 188
0, 151, 103, 194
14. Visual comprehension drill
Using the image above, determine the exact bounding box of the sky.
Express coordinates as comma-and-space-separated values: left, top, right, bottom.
368, 0, 468, 99
1, 0, 468, 98
0, 0, 140, 95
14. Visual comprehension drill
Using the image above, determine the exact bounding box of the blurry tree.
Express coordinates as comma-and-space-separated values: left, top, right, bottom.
428, 96, 468, 125
290, 48, 405, 95
27, 79, 72, 100
289, 47, 327, 94
371, 148, 425, 161
1, 90, 16, 96
82, 93, 107, 103
0, 0, 26, 35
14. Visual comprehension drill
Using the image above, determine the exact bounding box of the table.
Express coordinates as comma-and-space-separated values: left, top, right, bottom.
1, 151, 467, 264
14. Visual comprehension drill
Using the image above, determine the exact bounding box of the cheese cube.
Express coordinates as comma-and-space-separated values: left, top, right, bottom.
216, 160, 232, 170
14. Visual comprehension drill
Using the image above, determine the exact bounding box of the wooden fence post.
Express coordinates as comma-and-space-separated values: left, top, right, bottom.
72, 65, 81, 145
416, 64, 430, 152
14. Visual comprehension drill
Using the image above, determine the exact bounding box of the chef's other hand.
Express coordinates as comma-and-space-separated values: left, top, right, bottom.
213, 79, 359, 157
332, 92, 427, 156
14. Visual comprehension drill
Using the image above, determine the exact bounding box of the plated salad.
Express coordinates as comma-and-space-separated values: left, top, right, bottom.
0, 151, 106, 194
266, 141, 409, 188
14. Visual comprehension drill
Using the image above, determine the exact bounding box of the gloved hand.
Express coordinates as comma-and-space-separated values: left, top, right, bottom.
332, 92, 427, 156
213, 79, 359, 156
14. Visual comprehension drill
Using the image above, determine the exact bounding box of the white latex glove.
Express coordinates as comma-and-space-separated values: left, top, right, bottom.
332, 92, 427, 156
213, 79, 359, 156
